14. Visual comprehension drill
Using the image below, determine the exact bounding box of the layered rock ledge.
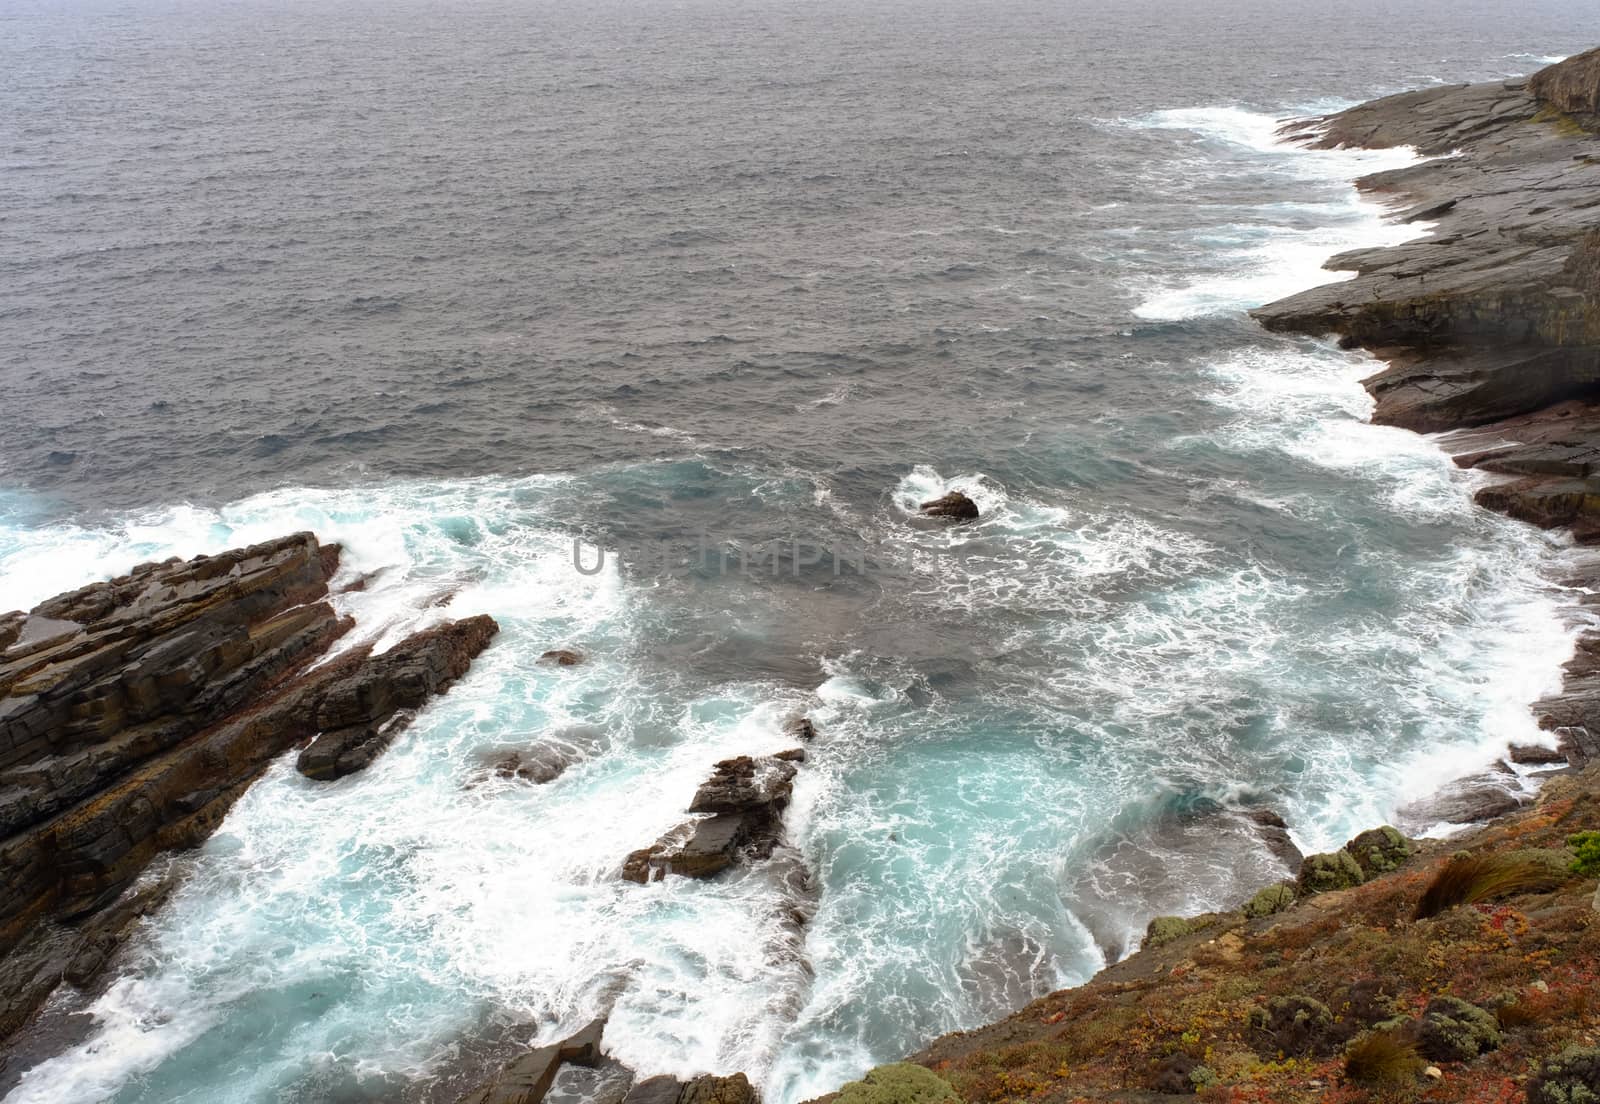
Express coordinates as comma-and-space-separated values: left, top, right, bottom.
0, 533, 498, 1041
1255, 48, 1600, 778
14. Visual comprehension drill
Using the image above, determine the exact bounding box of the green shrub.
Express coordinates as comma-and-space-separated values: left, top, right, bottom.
1249, 995, 1334, 1057
1528, 1045, 1600, 1104
1416, 996, 1500, 1062
1570, 831, 1600, 877
1144, 916, 1195, 948
1243, 882, 1297, 918
1344, 826, 1413, 876
836, 1064, 959, 1104
1414, 852, 1569, 919
1298, 850, 1364, 895
1345, 1029, 1425, 1087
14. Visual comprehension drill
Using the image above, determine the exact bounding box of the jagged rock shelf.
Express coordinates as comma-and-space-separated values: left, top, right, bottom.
0, 532, 498, 1041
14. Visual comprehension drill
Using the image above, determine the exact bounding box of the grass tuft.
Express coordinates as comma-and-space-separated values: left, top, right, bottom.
1345, 1029, 1424, 1087
1413, 852, 1568, 919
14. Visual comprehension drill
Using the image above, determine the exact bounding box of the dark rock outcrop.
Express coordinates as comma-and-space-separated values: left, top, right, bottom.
0, 534, 498, 1044
1253, 54, 1600, 534
622, 1074, 757, 1104
918, 491, 980, 521
294, 615, 498, 781
540, 649, 585, 667
1397, 769, 1531, 830
459, 1017, 607, 1104
1246, 808, 1303, 870
621, 753, 800, 883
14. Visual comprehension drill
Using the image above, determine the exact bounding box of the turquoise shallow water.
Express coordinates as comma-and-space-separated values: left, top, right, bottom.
2, 1, 1597, 1099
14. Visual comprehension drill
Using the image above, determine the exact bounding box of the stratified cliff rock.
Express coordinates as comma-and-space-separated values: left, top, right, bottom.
1256, 54, 1600, 527
0, 534, 498, 1040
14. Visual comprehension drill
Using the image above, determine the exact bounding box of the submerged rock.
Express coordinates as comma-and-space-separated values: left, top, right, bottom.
918, 490, 980, 521
539, 649, 585, 667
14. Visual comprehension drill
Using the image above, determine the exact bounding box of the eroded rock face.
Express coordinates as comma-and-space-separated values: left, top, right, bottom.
1251, 58, 1600, 560
1530, 47, 1600, 118
0, 535, 499, 1044
621, 752, 801, 883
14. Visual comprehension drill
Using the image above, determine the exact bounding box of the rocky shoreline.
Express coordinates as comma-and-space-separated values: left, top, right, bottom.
4, 49, 1600, 1104
1256, 49, 1600, 794
817, 47, 1600, 1104
0, 533, 498, 1052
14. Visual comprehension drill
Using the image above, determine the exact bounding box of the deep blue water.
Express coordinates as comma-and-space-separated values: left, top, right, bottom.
0, 2, 1597, 1102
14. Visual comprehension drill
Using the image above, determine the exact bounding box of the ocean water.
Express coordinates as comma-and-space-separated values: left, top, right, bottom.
1, 1, 1597, 1101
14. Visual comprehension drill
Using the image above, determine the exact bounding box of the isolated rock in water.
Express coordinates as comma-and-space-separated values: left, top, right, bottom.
686, 754, 799, 815
622, 752, 800, 883
919, 490, 980, 521
0, 533, 500, 1044
1246, 808, 1303, 870
481, 745, 578, 785
459, 1017, 608, 1104
784, 714, 817, 742
295, 615, 499, 781
539, 649, 585, 667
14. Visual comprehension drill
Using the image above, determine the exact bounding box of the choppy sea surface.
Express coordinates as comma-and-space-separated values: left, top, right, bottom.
2, 2, 1597, 1101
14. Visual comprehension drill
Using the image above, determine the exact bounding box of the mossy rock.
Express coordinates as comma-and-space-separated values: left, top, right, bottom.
1529, 1045, 1600, 1104
1417, 996, 1500, 1062
1344, 826, 1413, 876
1297, 849, 1365, 895
1243, 881, 1297, 918
836, 1064, 959, 1104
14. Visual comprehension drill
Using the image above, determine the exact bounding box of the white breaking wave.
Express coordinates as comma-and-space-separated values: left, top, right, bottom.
1125, 105, 1428, 320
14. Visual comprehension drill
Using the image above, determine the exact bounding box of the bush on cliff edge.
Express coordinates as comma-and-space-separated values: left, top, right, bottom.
836, 1064, 959, 1104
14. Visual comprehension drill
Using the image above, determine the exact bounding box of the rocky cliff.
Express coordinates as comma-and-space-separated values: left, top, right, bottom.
0, 533, 498, 1042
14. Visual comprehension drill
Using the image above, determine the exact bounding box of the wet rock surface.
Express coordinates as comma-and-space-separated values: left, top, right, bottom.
459, 1018, 608, 1104
0, 534, 499, 1044
918, 490, 980, 521
622, 752, 802, 883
